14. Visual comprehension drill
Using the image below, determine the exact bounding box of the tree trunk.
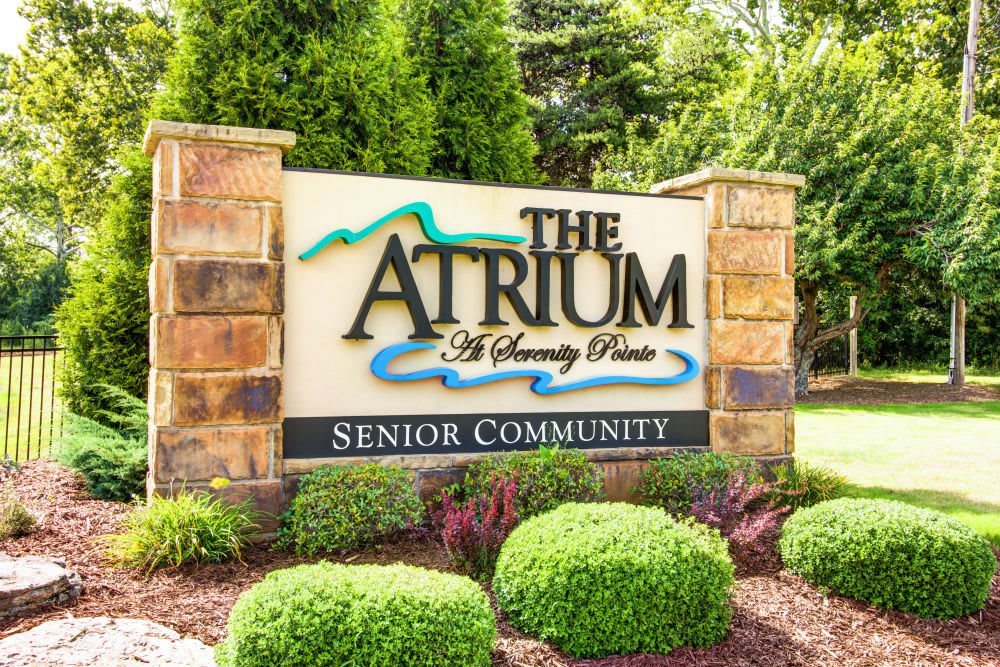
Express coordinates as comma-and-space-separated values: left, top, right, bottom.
794, 281, 873, 397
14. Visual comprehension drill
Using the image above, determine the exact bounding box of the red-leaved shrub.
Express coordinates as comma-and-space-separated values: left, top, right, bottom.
438, 476, 519, 579
689, 471, 790, 571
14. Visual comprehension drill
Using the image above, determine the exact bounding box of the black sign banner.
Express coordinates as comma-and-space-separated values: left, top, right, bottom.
283, 410, 709, 459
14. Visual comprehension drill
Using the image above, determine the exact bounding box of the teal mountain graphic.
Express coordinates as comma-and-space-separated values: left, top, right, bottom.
298, 201, 527, 260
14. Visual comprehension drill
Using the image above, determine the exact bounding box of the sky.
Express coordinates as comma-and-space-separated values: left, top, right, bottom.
0, 1, 29, 56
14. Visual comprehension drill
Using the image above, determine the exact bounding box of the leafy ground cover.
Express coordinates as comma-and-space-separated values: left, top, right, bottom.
797, 379, 1000, 546
2, 460, 998, 666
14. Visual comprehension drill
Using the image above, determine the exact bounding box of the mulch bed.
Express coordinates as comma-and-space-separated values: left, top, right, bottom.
798, 376, 1000, 405
3, 460, 999, 666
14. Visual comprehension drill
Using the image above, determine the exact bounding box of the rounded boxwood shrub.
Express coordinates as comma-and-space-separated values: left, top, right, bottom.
276, 464, 423, 555
493, 503, 734, 658
215, 562, 495, 667
779, 498, 997, 619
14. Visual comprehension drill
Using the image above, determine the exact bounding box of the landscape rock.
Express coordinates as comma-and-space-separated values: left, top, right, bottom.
0, 616, 217, 666
0, 553, 82, 617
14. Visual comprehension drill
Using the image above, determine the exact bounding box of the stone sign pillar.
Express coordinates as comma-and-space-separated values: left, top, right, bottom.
143, 121, 296, 528
652, 169, 803, 460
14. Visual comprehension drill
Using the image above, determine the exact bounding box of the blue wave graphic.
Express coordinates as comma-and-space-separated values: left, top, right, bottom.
298, 201, 527, 260
370, 342, 700, 395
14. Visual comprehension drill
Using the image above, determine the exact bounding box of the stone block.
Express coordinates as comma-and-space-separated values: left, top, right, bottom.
155, 315, 267, 369
784, 233, 795, 275
148, 370, 173, 427
376, 454, 456, 470
706, 275, 722, 319
707, 230, 783, 275
178, 143, 282, 201
705, 366, 722, 409
711, 412, 785, 455
709, 320, 785, 364
723, 276, 794, 320
785, 410, 795, 454
269, 425, 282, 478
266, 207, 284, 260
598, 459, 646, 502
706, 183, 725, 228
727, 185, 794, 228
0, 555, 82, 619
157, 200, 262, 256
267, 316, 283, 368
722, 366, 794, 409
149, 257, 171, 313
153, 140, 174, 199
154, 480, 285, 532
172, 260, 283, 313
153, 426, 269, 483
209, 480, 283, 532
415, 468, 466, 504
172, 372, 282, 426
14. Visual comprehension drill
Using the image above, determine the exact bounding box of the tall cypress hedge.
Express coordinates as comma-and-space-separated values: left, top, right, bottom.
55, 151, 151, 418
154, 0, 436, 174
406, 0, 537, 182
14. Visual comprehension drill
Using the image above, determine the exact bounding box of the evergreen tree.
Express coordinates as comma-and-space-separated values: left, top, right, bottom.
55, 151, 152, 419
156, 0, 436, 174
511, 0, 668, 187
406, 0, 538, 183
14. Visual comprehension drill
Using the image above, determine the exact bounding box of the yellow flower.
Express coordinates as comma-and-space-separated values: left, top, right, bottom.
209, 477, 231, 490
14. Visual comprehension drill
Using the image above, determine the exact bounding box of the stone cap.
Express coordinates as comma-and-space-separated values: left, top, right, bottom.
650, 167, 805, 194
143, 120, 297, 157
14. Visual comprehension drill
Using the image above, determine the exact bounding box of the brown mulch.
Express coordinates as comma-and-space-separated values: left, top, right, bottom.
798, 375, 1000, 405
3, 460, 1000, 666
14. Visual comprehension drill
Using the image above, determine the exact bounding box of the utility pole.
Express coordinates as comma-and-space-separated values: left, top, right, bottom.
849, 296, 858, 376
950, 0, 981, 386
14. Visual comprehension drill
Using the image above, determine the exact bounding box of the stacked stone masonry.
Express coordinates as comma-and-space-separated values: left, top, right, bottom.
652, 168, 804, 459
143, 121, 295, 531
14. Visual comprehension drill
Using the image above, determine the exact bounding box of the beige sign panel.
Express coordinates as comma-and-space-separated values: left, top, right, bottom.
281, 170, 706, 457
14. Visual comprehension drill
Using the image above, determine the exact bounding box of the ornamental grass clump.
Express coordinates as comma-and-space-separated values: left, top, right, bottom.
437, 475, 519, 579
104, 488, 259, 574
494, 503, 734, 659
215, 562, 495, 667
462, 445, 603, 519
779, 498, 997, 619
769, 460, 846, 511
0, 485, 36, 540
276, 463, 423, 555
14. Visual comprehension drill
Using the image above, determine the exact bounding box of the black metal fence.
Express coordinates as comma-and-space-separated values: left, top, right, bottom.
1, 335, 64, 461
811, 335, 850, 378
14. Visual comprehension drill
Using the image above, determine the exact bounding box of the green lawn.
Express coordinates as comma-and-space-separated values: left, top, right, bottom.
859, 366, 1000, 389
796, 400, 1000, 545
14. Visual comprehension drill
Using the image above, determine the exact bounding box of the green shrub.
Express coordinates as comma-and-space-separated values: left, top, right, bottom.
276, 464, 423, 555
55, 153, 151, 420
0, 485, 36, 539
637, 452, 760, 515
769, 460, 845, 511
55, 385, 147, 502
493, 503, 734, 658
779, 498, 997, 619
215, 562, 495, 667
104, 488, 259, 574
463, 445, 604, 519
